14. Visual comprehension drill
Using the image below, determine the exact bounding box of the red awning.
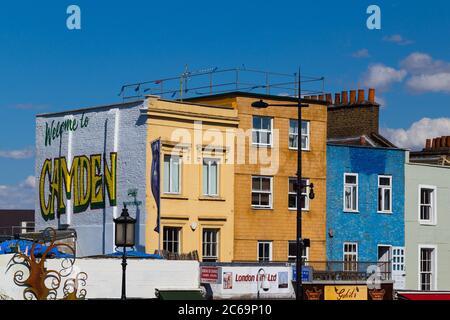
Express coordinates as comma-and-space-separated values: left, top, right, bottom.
399, 292, 450, 300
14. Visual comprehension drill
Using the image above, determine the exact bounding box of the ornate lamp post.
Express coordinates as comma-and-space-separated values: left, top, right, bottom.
113, 205, 136, 300
251, 68, 316, 300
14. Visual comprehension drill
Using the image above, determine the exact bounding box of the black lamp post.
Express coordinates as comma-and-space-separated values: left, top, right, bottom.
251, 68, 315, 300
113, 205, 136, 300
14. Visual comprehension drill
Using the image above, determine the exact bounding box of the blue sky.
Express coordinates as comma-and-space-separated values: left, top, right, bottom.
1, 0, 450, 208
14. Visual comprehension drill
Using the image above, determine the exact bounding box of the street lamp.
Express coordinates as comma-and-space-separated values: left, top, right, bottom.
113, 204, 136, 300
251, 68, 316, 300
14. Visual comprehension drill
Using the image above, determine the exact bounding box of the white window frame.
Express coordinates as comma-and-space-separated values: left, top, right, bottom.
163, 226, 181, 254
418, 185, 437, 225
288, 240, 309, 263
252, 116, 273, 147
202, 158, 220, 196
418, 244, 438, 291
288, 177, 310, 211
251, 176, 273, 209
343, 242, 358, 271
257, 241, 273, 262
202, 228, 219, 262
163, 154, 181, 194
343, 173, 359, 212
378, 175, 393, 214
288, 119, 310, 151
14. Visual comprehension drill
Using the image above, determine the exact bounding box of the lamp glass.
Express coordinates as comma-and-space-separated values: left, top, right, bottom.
125, 223, 135, 247
115, 223, 125, 247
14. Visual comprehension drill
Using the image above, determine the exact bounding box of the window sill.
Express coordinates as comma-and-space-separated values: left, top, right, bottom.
252, 206, 273, 210
198, 196, 226, 201
288, 147, 310, 152
161, 194, 189, 200
343, 210, 359, 214
377, 211, 393, 215
418, 221, 437, 226
251, 144, 273, 149
289, 208, 310, 212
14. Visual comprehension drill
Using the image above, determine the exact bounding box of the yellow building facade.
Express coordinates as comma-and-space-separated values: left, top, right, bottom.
188, 93, 328, 262
144, 96, 239, 262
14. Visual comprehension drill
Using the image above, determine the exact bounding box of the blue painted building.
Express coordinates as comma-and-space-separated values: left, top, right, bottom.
326, 142, 406, 288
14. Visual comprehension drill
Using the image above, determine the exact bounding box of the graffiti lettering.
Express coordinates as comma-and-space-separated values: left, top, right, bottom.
44, 113, 89, 147
39, 152, 117, 220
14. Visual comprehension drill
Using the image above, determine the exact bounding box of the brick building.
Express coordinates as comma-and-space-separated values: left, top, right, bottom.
323, 88, 407, 290
187, 92, 328, 263
410, 136, 450, 166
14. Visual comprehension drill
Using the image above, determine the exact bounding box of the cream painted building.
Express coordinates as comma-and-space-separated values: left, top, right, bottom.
144, 96, 239, 262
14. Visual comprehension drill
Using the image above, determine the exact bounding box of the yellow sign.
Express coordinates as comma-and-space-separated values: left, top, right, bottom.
325, 286, 368, 300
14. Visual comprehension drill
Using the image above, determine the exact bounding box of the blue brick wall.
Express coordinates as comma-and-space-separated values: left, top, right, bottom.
326, 144, 405, 262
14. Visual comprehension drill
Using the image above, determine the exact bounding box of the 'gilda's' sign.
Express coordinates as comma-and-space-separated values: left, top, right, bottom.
39, 152, 117, 220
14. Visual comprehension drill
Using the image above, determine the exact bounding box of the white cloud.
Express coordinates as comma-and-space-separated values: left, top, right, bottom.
376, 96, 387, 108
362, 63, 407, 90
0, 176, 35, 209
407, 73, 450, 93
352, 48, 370, 58
20, 176, 36, 189
400, 52, 450, 93
0, 147, 34, 159
381, 117, 450, 150
383, 34, 414, 45
400, 52, 450, 74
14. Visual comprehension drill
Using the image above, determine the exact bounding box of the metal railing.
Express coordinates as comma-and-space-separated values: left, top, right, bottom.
118, 67, 325, 101
0, 222, 35, 241
203, 260, 392, 282
303, 261, 392, 281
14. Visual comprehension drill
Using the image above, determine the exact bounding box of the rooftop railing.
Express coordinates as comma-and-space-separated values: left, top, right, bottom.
118, 67, 325, 101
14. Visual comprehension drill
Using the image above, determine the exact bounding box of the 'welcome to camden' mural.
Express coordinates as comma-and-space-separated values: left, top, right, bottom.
38, 113, 118, 221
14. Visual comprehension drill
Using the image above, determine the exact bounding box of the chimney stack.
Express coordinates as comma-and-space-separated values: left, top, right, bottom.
349, 90, 356, 103
368, 88, 375, 103
357, 89, 365, 103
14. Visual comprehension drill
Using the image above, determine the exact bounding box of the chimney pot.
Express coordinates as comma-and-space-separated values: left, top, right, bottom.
360, 136, 366, 145
441, 136, 447, 148
350, 90, 356, 103
318, 94, 325, 101
311, 95, 317, 100
341, 91, 349, 104
447, 136, 450, 148
425, 139, 432, 150
325, 93, 332, 104
368, 88, 375, 103
357, 89, 365, 103
335, 93, 341, 105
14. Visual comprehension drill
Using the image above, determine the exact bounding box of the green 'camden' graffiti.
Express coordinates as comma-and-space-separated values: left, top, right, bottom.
45, 113, 89, 146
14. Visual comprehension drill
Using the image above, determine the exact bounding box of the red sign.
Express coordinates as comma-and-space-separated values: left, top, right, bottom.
200, 267, 221, 283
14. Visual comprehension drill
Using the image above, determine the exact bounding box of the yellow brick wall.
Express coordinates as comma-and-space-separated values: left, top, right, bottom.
187, 94, 328, 263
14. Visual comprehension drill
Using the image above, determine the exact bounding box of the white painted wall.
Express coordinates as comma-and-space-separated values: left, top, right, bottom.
0, 254, 200, 300
35, 101, 148, 256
